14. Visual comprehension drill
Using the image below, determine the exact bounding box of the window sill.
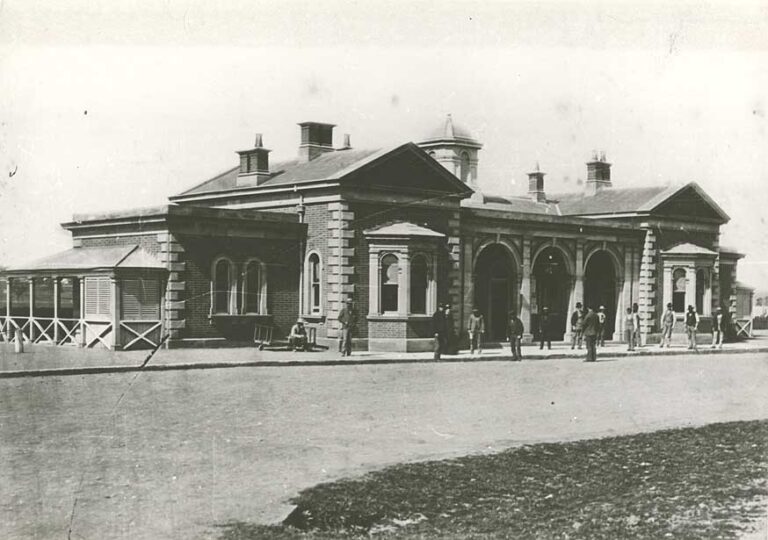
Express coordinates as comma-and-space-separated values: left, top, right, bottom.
300, 314, 326, 324
367, 314, 432, 322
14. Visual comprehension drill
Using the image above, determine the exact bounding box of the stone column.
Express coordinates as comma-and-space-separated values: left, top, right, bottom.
520, 236, 533, 343
685, 264, 696, 312
638, 228, 658, 344
399, 252, 410, 317
662, 264, 672, 312
620, 245, 635, 341
159, 232, 186, 347
326, 201, 355, 339
368, 251, 379, 315
446, 210, 462, 323
461, 238, 474, 336
565, 240, 584, 341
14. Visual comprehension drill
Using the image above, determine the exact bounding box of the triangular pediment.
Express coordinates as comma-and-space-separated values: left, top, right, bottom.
647, 183, 729, 223
339, 143, 474, 196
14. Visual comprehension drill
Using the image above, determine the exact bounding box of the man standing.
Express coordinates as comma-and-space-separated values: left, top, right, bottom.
538, 306, 552, 350
432, 304, 445, 360
570, 302, 584, 349
288, 319, 309, 352
467, 308, 485, 356
624, 307, 635, 352
712, 306, 725, 349
507, 311, 524, 361
582, 306, 600, 362
444, 303, 458, 355
632, 303, 641, 349
659, 302, 675, 348
685, 304, 699, 351
337, 298, 355, 357
597, 306, 607, 347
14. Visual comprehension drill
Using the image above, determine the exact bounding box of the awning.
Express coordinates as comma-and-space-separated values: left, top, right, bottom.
3, 245, 165, 274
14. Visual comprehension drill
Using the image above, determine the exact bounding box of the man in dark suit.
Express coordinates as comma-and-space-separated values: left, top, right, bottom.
582, 306, 600, 363
538, 307, 552, 350
432, 304, 445, 360
508, 311, 525, 361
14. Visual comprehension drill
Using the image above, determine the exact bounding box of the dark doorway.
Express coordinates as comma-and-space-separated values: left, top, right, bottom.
584, 251, 617, 340
474, 245, 517, 341
532, 247, 569, 341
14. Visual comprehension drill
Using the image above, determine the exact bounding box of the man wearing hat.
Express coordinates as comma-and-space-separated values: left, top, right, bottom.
337, 298, 355, 357
538, 306, 552, 350
597, 306, 607, 347
467, 307, 485, 355
432, 303, 446, 360
507, 310, 524, 361
444, 303, 458, 355
659, 302, 675, 348
712, 306, 725, 349
288, 319, 309, 352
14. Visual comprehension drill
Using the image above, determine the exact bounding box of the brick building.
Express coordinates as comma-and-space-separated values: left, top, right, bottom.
0, 116, 742, 351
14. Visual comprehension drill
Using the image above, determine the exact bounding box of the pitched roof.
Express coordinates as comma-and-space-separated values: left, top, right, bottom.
6, 245, 165, 273
177, 148, 380, 196
552, 186, 669, 216
364, 221, 445, 238
463, 194, 560, 215
662, 243, 718, 256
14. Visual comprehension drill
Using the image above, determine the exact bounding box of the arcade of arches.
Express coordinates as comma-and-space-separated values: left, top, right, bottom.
472, 243, 624, 343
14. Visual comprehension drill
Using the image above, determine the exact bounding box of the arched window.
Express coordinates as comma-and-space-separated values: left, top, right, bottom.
410, 255, 429, 314
672, 268, 686, 313
460, 151, 470, 183
380, 254, 399, 313
213, 258, 234, 314
243, 258, 266, 314
305, 252, 322, 314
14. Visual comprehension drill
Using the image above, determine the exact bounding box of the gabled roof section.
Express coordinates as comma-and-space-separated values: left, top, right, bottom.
5, 245, 165, 273
553, 182, 729, 223
173, 143, 472, 200
364, 221, 445, 238
662, 243, 718, 257
554, 186, 668, 216
462, 194, 560, 215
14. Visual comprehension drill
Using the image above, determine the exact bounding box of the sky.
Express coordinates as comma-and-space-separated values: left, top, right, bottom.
0, 0, 766, 289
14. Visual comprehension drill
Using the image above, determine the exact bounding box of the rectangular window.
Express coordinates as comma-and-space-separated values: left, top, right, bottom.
58, 278, 80, 319
33, 277, 55, 318
122, 279, 161, 320
84, 277, 112, 319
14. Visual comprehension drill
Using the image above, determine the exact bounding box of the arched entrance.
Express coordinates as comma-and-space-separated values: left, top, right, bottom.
474, 244, 517, 341
584, 251, 617, 340
532, 247, 569, 341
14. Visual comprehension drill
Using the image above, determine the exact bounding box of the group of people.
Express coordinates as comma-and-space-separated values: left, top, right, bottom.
287, 297, 356, 354
433, 304, 526, 361
285, 296, 728, 357
561, 303, 610, 352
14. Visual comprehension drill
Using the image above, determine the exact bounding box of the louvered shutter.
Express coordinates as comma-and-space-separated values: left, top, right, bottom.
121, 279, 160, 320
84, 277, 111, 318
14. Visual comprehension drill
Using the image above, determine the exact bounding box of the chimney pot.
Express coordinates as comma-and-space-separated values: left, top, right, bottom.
254, 133, 264, 148
527, 163, 547, 203
342, 133, 351, 149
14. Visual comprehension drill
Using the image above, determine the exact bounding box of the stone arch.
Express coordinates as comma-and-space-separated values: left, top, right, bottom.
583, 249, 620, 339
531, 241, 574, 278
473, 242, 520, 341
584, 245, 624, 281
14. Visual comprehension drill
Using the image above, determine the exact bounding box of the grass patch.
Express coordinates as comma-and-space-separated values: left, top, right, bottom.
217, 420, 768, 539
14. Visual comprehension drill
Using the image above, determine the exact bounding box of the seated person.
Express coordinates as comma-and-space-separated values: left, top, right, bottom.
288, 319, 308, 351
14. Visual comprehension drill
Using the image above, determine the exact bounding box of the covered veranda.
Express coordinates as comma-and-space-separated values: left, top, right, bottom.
0, 245, 166, 350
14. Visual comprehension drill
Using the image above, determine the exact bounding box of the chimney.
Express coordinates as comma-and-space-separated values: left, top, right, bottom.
236, 133, 271, 187
585, 150, 612, 195
527, 162, 546, 203
341, 133, 352, 150
298, 121, 336, 162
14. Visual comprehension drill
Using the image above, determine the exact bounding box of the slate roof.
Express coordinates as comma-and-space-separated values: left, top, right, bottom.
177, 148, 381, 196
463, 194, 559, 215
552, 186, 669, 216
364, 222, 445, 238
6, 246, 165, 273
